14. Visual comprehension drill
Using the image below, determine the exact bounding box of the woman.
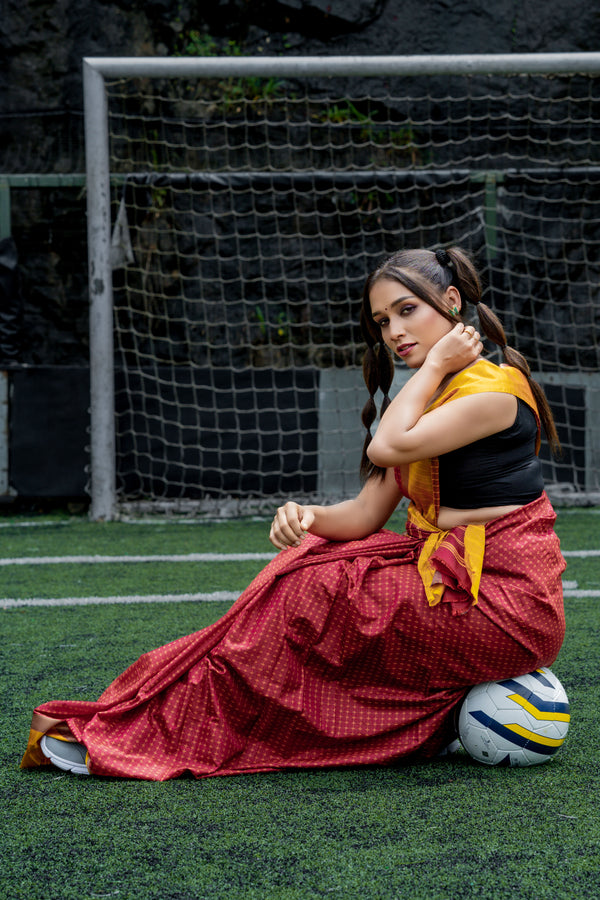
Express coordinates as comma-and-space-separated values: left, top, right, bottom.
22, 246, 565, 780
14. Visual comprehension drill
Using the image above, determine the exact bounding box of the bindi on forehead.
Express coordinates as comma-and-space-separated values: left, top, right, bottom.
370, 293, 415, 319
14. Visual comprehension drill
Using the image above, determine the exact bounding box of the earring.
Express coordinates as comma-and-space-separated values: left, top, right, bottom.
451, 306, 459, 317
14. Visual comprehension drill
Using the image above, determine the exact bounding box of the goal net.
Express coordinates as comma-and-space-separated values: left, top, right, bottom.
85, 55, 600, 518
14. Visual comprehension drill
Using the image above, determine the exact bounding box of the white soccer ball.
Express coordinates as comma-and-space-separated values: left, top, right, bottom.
458, 667, 570, 767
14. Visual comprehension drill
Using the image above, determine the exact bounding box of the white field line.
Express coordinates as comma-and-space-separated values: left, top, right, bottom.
1, 579, 596, 610
562, 550, 600, 557
0, 551, 270, 608
0, 517, 269, 527
2, 591, 241, 609
0, 521, 70, 528
561, 579, 600, 597
0, 552, 276, 566
0, 551, 271, 608
0, 548, 596, 566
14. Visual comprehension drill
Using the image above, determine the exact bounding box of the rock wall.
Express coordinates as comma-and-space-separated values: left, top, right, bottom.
3, 0, 600, 121
1, 0, 600, 364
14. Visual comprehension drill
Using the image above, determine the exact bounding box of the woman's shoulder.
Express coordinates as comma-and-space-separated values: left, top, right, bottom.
438, 358, 530, 403
431, 359, 540, 441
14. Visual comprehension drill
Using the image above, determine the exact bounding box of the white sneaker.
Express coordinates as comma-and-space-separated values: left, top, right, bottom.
437, 738, 462, 757
41, 735, 90, 775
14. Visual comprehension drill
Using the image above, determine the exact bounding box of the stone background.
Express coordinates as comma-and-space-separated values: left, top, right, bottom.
3, 0, 600, 119
1, 0, 600, 364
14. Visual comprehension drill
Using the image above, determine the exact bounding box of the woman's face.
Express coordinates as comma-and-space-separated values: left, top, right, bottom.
369, 277, 455, 369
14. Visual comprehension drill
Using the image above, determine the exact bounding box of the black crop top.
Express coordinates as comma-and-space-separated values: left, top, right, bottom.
438, 398, 544, 509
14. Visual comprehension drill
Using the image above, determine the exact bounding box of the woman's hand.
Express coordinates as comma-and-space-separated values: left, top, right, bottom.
426, 323, 483, 376
269, 502, 316, 550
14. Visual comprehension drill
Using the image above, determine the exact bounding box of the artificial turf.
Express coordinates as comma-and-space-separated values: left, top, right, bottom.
1, 510, 599, 899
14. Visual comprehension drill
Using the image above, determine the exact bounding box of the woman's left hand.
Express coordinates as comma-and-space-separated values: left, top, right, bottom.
269, 502, 315, 550
426, 323, 483, 375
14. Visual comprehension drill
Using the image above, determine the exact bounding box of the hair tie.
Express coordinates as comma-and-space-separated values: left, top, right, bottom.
435, 248, 451, 267
436, 248, 484, 308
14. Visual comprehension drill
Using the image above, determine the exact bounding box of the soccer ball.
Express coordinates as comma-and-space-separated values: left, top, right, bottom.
458, 667, 570, 767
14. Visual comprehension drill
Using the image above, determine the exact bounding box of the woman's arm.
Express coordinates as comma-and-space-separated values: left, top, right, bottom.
368, 390, 518, 467
367, 324, 517, 467
270, 466, 403, 550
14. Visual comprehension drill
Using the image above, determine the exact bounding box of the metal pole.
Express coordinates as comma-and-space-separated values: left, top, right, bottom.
83, 52, 600, 80
0, 181, 11, 241
84, 60, 116, 520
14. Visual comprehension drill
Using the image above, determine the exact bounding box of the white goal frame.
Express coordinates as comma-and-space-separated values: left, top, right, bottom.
83, 53, 600, 520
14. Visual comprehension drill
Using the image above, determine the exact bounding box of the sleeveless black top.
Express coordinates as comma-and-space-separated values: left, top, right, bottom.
438, 398, 544, 509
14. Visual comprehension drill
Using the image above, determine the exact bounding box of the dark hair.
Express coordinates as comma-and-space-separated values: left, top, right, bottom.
359, 246, 561, 481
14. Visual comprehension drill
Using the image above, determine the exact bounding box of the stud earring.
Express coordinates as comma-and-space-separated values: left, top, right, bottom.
451, 306, 459, 317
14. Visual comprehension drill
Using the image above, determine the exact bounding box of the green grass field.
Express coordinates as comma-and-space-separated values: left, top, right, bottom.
2, 508, 600, 899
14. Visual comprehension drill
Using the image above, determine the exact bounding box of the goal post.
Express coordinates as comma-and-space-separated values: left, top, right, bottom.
83, 53, 600, 520
83, 61, 115, 521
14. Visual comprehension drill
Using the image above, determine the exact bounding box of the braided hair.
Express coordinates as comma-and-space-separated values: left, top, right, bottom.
359, 246, 560, 482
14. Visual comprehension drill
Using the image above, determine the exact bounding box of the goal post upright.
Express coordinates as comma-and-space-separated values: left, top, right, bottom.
83, 59, 115, 520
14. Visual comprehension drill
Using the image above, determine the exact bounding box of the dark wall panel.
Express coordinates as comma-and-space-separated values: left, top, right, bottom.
9, 366, 89, 497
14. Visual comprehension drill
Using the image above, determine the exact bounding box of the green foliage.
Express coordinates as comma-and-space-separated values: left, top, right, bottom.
178, 30, 219, 58
218, 74, 285, 113
254, 305, 290, 343
174, 30, 285, 112
320, 101, 372, 125
317, 103, 421, 164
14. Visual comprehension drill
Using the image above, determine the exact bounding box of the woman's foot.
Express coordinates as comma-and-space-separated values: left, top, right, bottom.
40, 735, 90, 775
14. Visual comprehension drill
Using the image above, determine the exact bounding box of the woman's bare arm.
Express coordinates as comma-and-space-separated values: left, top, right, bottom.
368, 390, 518, 468
367, 324, 516, 468
270, 466, 403, 550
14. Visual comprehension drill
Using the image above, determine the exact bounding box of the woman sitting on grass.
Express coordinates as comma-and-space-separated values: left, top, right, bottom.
22, 246, 566, 780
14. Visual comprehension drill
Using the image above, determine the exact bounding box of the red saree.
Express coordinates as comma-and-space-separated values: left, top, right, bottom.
21, 362, 566, 781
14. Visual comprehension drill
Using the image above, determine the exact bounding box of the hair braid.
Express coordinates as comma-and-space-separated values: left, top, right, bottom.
359, 304, 394, 481
446, 247, 561, 457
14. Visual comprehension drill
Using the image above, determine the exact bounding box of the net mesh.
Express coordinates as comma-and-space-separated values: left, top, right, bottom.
104, 68, 600, 512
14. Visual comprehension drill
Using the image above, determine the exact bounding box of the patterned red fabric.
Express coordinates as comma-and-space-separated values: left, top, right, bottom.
22, 494, 565, 781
